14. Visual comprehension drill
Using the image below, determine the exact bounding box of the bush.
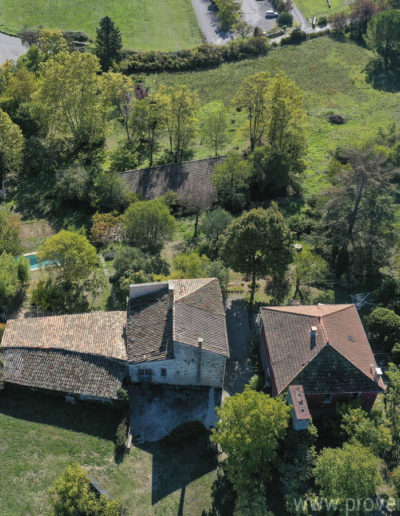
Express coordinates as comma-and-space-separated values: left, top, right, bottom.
248, 374, 264, 391
327, 114, 346, 124
163, 421, 207, 445
117, 387, 129, 402
367, 307, 400, 351
277, 12, 293, 27
115, 418, 128, 450
281, 28, 307, 45
318, 16, 328, 27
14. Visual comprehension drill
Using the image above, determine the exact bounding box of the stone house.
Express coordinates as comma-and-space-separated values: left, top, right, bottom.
259, 304, 385, 418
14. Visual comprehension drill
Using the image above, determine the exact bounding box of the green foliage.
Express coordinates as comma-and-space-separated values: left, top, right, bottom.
392, 342, 400, 364
116, 388, 129, 402
92, 170, 130, 213
385, 363, 400, 464
91, 212, 122, 247
214, 0, 241, 30
16, 256, 29, 284
221, 204, 293, 306
0, 107, 24, 182
247, 374, 263, 391
341, 407, 392, 457
365, 10, 400, 72
123, 200, 176, 254
50, 463, 122, 515
171, 252, 210, 278
0, 251, 26, 308
314, 442, 382, 511
55, 164, 91, 204
115, 418, 128, 450
277, 11, 293, 26
200, 208, 233, 257
212, 152, 251, 214
366, 307, 400, 351
204, 260, 230, 293
293, 247, 329, 301
0, 208, 22, 256
163, 421, 207, 445
37, 230, 98, 283
112, 245, 167, 281
198, 101, 229, 156
95, 16, 122, 72
211, 386, 290, 504
281, 28, 307, 45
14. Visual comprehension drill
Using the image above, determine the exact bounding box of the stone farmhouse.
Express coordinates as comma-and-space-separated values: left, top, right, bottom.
259, 304, 385, 423
1, 278, 229, 404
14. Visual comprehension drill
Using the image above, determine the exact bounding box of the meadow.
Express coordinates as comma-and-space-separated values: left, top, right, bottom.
0, 0, 202, 51
147, 36, 400, 193
294, 0, 351, 19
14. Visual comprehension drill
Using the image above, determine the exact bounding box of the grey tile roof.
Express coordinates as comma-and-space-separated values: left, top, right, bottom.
2, 347, 126, 399
126, 279, 229, 363
2, 312, 127, 360
119, 157, 224, 204
260, 305, 384, 395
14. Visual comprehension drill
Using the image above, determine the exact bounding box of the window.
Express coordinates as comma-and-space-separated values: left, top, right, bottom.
161, 368, 167, 377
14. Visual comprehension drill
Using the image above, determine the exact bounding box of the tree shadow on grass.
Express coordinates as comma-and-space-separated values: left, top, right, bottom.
0, 385, 121, 440
365, 59, 400, 92
137, 431, 218, 508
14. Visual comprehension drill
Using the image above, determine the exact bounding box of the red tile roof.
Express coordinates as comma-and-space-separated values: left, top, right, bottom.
261, 304, 385, 395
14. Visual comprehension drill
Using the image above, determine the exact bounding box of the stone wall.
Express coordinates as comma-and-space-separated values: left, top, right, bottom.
128, 341, 226, 388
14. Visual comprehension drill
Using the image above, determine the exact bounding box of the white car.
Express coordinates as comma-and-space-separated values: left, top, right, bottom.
265, 9, 279, 18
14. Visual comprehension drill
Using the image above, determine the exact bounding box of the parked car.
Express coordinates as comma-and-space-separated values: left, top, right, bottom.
265, 9, 279, 17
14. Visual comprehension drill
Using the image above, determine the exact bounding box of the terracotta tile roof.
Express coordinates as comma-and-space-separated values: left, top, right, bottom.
2, 312, 127, 360
2, 348, 125, 399
126, 279, 229, 363
119, 157, 224, 205
261, 304, 384, 395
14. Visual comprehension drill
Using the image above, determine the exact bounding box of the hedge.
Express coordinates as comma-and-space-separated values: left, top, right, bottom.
118, 36, 269, 74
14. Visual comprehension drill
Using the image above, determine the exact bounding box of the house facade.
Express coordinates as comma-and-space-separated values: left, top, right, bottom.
259, 304, 385, 417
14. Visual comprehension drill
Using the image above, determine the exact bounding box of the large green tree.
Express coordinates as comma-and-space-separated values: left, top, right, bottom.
0, 252, 29, 310
314, 442, 382, 513
34, 52, 105, 151
198, 101, 229, 156
0, 108, 24, 188
103, 72, 135, 141
365, 10, 400, 72
220, 204, 293, 306
95, 16, 123, 72
212, 152, 251, 214
211, 386, 290, 509
0, 208, 22, 256
123, 200, 176, 254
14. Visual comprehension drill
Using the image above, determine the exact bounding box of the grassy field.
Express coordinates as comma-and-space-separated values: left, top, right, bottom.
295, 0, 351, 19
0, 0, 202, 51
0, 387, 219, 515
148, 36, 400, 194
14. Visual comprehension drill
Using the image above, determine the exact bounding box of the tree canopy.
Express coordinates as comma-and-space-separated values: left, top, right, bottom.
366, 10, 400, 72
95, 16, 123, 72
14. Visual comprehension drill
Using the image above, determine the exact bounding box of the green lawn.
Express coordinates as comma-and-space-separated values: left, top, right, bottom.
295, 0, 351, 20
0, 387, 219, 515
148, 36, 400, 194
0, 0, 202, 51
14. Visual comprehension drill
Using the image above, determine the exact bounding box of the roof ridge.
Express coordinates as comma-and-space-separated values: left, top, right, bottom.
261, 307, 318, 319
175, 277, 217, 301
322, 304, 355, 318
121, 156, 226, 175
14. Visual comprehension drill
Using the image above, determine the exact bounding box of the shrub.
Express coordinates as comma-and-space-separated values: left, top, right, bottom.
367, 307, 400, 351
318, 16, 328, 26
117, 387, 129, 402
281, 28, 307, 45
327, 114, 346, 124
115, 418, 128, 450
248, 374, 264, 391
277, 12, 293, 27
163, 421, 207, 445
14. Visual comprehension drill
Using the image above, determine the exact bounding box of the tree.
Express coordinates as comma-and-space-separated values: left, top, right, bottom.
171, 252, 210, 278
293, 247, 329, 301
0, 252, 29, 310
183, 188, 216, 240
91, 170, 130, 212
130, 92, 168, 166
234, 72, 270, 151
91, 212, 122, 247
200, 208, 233, 256
50, 463, 122, 515
349, 0, 376, 41
123, 200, 176, 254
214, 0, 241, 30
34, 52, 105, 151
0, 108, 24, 187
314, 442, 382, 513
386, 363, 400, 464
211, 387, 290, 507
95, 16, 122, 72
366, 307, 400, 351
232, 20, 253, 38
103, 72, 135, 141
0, 208, 22, 255
220, 204, 293, 307
341, 407, 392, 457
277, 12, 293, 26
37, 28, 68, 57
212, 152, 251, 214
204, 259, 230, 292
37, 230, 98, 283
365, 11, 400, 72
164, 86, 198, 162
198, 101, 229, 156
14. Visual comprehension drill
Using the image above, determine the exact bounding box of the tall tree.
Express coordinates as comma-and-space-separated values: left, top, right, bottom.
212, 152, 251, 214
95, 16, 122, 72
221, 204, 293, 307
0, 208, 22, 255
103, 72, 135, 141
211, 386, 290, 509
34, 52, 105, 151
0, 108, 23, 189
198, 101, 229, 156
293, 247, 328, 301
365, 11, 400, 72
0, 252, 29, 311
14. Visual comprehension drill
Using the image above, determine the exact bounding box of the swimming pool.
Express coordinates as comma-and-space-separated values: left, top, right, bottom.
24, 252, 55, 271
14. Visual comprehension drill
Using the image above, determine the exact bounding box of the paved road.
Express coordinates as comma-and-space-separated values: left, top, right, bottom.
0, 33, 25, 64
241, 0, 277, 33
190, 0, 233, 44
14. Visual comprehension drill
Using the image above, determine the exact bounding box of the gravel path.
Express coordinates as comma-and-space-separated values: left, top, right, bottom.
190, 0, 233, 44
0, 33, 25, 64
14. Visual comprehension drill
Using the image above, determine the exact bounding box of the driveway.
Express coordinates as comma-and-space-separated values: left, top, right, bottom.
0, 33, 25, 64
190, 0, 233, 44
223, 295, 254, 398
129, 384, 221, 443
241, 0, 278, 33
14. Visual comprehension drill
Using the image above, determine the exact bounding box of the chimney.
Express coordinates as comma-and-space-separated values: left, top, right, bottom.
309, 326, 317, 349
196, 338, 203, 385
168, 284, 175, 310
374, 367, 383, 383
